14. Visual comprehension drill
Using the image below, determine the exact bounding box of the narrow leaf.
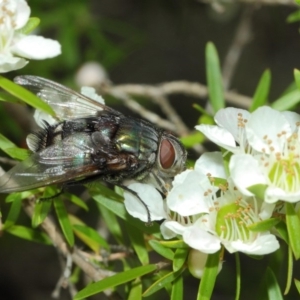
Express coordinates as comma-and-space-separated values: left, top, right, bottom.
294, 69, 300, 90
128, 279, 142, 300
149, 240, 174, 260
6, 225, 52, 245
264, 267, 283, 300
173, 247, 189, 272
171, 275, 183, 300
126, 222, 149, 265
159, 240, 188, 249
294, 279, 300, 294
284, 246, 293, 295
248, 218, 279, 232
74, 264, 157, 300
68, 194, 88, 211
287, 10, 300, 23
32, 199, 52, 228
54, 198, 74, 247
250, 69, 271, 112
143, 270, 183, 297
275, 220, 289, 244
271, 89, 300, 111
3, 194, 22, 229
285, 202, 300, 260
0, 134, 28, 160
205, 42, 224, 113
18, 17, 40, 34
0, 76, 54, 115
197, 250, 220, 300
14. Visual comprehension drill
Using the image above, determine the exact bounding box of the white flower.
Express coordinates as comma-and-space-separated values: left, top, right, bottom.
196, 107, 251, 154
229, 106, 300, 203
124, 151, 279, 255
0, 0, 61, 73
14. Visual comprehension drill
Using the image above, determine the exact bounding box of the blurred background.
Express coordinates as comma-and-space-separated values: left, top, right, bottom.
1, 0, 300, 299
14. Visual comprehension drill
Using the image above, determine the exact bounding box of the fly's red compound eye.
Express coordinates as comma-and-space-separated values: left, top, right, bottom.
160, 139, 176, 169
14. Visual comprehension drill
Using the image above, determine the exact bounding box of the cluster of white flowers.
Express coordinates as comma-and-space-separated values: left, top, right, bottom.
124, 106, 300, 265
0, 0, 61, 73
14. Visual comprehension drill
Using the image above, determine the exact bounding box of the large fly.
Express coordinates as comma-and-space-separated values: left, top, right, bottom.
0, 76, 187, 223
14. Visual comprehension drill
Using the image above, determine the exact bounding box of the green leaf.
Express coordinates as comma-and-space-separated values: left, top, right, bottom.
97, 203, 124, 244
159, 240, 188, 249
54, 198, 74, 247
32, 199, 52, 228
72, 223, 109, 252
287, 10, 300, 23
149, 240, 174, 260
143, 269, 183, 297
0, 76, 54, 115
5, 190, 38, 203
264, 267, 283, 300
3, 194, 22, 230
247, 184, 267, 200
285, 202, 300, 260
6, 225, 52, 245
197, 250, 220, 300
271, 89, 300, 111
294, 69, 300, 90
74, 264, 157, 300
128, 279, 142, 300
275, 220, 289, 244
294, 278, 300, 294
205, 42, 224, 113
171, 275, 183, 300
68, 193, 88, 211
126, 222, 149, 265
4, 147, 29, 160
250, 69, 271, 112
284, 246, 293, 295
17, 17, 40, 34
173, 247, 189, 272
248, 218, 280, 232
180, 131, 205, 148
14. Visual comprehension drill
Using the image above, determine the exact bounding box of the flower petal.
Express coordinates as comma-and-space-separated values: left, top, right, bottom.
230, 154, 268, 196
228, 233, 279, 255
246, 106, 291, 153
124, 183, 167, 222
0, 54, 27, 73
214, 107, 250, 143
12, 35, 61, 59
160, 220, 188, 238
14, 0, 31, 29
196, 124, 238, 153
167, 171, 211, 216
195, 152, 226, 179
183, 220, 221, 254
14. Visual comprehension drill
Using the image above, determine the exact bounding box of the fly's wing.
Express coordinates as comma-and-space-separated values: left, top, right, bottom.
14, 75, 121, 121
0, 132, 130, 193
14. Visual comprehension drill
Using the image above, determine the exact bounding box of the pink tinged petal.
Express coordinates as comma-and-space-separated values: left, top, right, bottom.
214, 107, 250, 143
183, 221, 221, 254
195, 152, 226, 179
161, 220, 188, 238
14, 0, 31, 29
12, 36, 61, 59
265, 186, 300, 204
124, 183, 167, 222
246, 106, 291, 153
229, 233, 279, 255
167, 171, 211, 216
0, 54, 27, 72
230, 154, 267, 196
195, 124, 238, 153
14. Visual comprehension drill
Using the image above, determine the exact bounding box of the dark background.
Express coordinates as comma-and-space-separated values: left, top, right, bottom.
0, 0, 300, 299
